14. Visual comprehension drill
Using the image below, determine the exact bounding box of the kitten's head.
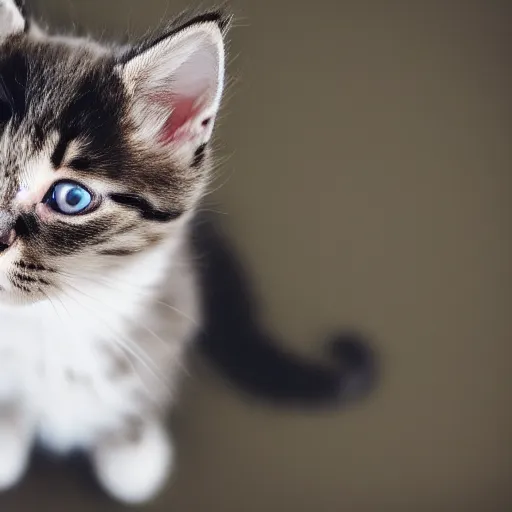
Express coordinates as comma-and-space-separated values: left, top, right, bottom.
0, 1, 228, 304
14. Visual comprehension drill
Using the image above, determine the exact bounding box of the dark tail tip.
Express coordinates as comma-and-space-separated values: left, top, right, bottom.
329, 332, 379, 403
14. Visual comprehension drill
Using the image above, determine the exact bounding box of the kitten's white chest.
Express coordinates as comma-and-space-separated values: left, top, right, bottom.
0, 299, 140, 454
0, 244, 194, 457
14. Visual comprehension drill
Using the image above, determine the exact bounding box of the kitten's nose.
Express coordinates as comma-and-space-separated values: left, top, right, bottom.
0, 210, 16, 252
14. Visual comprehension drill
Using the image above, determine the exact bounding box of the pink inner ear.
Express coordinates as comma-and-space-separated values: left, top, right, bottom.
157, 95, 204, 144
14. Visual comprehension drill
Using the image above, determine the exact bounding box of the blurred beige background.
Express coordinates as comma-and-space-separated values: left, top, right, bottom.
2, 1, 512, 511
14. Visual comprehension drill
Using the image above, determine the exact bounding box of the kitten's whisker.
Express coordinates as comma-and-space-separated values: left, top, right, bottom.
202, 171, 236, 199
58, 276, 191, 377
59, 282, 160, 367
48, 291, 135, 402
58, 284, 173, 399
56, 269, 199, 326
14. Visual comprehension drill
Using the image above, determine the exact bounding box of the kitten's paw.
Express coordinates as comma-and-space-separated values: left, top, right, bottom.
0, 419, 33, 491
91, 421, 173, 505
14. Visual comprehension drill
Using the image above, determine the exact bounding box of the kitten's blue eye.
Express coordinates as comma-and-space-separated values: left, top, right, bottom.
47, 182, 92, 215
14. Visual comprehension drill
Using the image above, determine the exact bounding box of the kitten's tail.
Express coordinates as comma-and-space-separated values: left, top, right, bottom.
191, 214, 378, 406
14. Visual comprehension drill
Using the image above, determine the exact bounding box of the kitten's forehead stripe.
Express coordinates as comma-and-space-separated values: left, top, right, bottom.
51, 135, 68, 169
0, 42, 128, 181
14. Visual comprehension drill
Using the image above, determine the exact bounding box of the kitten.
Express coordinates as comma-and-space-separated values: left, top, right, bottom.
0, 1, 376, 505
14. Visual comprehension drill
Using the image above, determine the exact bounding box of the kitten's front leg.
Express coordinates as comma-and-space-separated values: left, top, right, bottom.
0, 403, 35, 491
91, 418, 173, 505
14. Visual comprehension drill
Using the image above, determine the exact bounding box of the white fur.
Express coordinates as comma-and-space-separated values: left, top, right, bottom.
92, 421, 172, 505
0, 232, 199, 498
0, 0, 24, 41
0, 413, 33, 491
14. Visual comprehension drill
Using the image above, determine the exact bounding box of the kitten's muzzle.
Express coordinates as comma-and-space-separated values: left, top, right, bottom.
0, 209, 16, 252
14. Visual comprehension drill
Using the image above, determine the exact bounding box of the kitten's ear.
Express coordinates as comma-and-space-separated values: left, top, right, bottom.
0, 0, 27, 41
118, 13, 229, 156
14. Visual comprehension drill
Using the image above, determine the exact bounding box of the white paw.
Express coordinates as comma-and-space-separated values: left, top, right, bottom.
0, 422, 32, 492
92, 421, 173, 505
